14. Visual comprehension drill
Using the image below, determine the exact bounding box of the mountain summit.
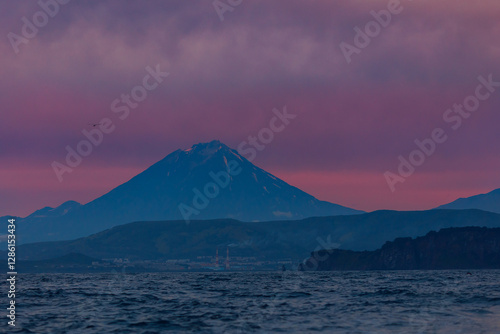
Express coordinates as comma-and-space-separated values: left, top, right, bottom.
435, 188, 500, 214
11, 140, 362, 244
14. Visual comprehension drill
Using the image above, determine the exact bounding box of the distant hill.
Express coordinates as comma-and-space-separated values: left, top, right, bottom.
2, 140, 362, 246
301, 227, 500, 270
0, 201, 81, 243
24, 200, 82, 219
1, 201, 81, 221
11, 209, 500, 262
435, 188, 500, 214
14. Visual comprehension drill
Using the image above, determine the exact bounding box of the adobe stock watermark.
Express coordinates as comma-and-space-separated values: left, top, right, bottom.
178, 106, 296, 222
51, 64, 169, 182
213, 0, 243, 22
340, 0, 411, 64
384, 74, 500, 192
7, 0, 71, 55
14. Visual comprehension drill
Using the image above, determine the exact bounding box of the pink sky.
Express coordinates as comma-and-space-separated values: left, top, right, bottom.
1, 0, 500, 216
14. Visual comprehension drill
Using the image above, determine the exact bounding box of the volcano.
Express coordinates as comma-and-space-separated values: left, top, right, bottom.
11, 140, 362, 244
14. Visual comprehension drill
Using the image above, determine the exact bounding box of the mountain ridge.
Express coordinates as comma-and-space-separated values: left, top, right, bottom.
10, 209, 500, 262
435, 188, 500, 214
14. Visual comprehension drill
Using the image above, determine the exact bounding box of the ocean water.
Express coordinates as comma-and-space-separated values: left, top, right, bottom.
4, 270, 500, 333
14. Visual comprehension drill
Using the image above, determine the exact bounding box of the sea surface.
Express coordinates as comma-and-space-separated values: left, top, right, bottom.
3, 270, 500, 333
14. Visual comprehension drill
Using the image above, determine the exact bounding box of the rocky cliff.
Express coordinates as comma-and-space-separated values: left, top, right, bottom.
301, 227, 500, 270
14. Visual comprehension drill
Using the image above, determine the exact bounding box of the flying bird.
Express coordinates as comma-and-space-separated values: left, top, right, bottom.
88, 123, 102, 127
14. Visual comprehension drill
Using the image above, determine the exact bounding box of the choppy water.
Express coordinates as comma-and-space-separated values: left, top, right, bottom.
3, 270, 500, 333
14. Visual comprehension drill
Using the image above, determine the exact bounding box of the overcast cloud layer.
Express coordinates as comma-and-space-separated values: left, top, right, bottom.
1, 0, 500, 216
